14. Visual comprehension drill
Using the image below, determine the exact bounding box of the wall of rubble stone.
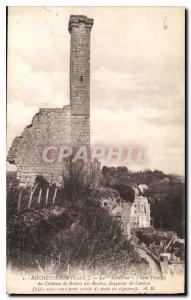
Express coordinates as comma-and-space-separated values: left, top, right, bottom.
8, 106, 72, 185
7, 15, 98, 186
8, 106, 96, 185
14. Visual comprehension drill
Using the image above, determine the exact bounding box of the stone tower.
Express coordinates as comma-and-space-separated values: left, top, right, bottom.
7, 15, 98, 186
69, 15, 93, 147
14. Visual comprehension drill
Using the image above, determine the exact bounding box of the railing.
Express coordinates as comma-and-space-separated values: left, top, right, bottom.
7, 183, 59, 214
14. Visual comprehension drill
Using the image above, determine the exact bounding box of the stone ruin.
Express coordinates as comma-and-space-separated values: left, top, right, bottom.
7, 15, 100, 186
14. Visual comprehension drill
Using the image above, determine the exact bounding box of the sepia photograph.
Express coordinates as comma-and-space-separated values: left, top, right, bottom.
6, 6, 185, 294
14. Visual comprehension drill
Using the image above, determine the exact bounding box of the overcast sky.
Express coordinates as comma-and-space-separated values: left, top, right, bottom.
7, 6, 185, 175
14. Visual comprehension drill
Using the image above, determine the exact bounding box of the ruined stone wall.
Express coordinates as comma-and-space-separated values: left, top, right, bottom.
7, 15, 96, 186
8, 106, 72, 185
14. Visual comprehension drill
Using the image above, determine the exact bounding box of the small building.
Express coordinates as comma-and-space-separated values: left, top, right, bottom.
130, 195, 151, 228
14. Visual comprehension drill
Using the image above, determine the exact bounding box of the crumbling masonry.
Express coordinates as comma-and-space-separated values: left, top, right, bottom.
8, 15, 100, 185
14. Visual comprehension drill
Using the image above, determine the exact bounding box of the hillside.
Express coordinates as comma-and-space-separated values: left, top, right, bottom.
6, 170, 146, 275
101, 167, 185, 237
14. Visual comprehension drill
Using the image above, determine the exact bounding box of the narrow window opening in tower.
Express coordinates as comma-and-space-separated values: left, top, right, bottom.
80, 76, 83, 82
